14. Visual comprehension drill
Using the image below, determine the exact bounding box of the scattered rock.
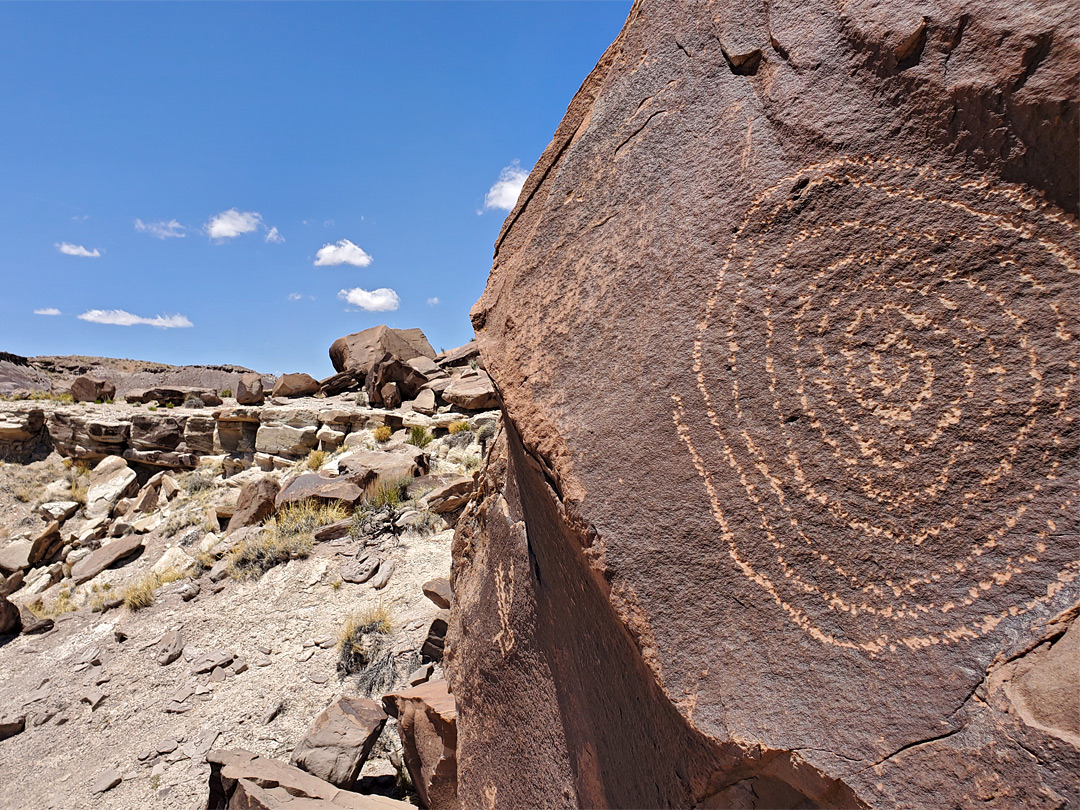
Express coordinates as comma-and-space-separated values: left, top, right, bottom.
408, 663, 434, 686
421, 577, 452, 610
70, 534, 144, 585
37, 501, 79, 522
152, 546, 194, 576
0, 713, 25, 741
421, 610, 448, 662
157, 630, 185, 666
81, 688, 106, 710
85, 456, 138, 518
341, 554, 379, 584
291, 695, 387, 789
91, 768, 121, 795
370, 559, 395, 590
442, 371, 499, 410
190, 649, 234, 675
262, 699, 285, 725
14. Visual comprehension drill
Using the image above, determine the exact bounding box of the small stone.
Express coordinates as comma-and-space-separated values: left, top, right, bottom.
137, 749, 154, 762
262, 699, 285, 725
157, 630, 184, 666
164, 702, 191, 714
190, 649, 233, 674
370, 559, 395, 589
92, 769, 121, 794
408, 663, 434, 686
151, 762, 166, 778
257, 644, 271, 655
170, 685, 195, 704
156, 738, 178, 754
81, 688, 106, 711
297, 649, 315, 663
253, 656, 271, 667
309, 672, 328, 684
232, 658, 248, 675
314, 637, 335, 649
209, 666, 226, 683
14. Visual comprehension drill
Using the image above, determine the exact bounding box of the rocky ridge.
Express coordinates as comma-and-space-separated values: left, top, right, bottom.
0, 327, 490, 810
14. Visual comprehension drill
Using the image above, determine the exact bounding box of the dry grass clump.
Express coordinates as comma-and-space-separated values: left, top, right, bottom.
26, 589, 77, 620
407, 425, 432, 448
337, 603, 393, 676
226, 530, 314, 580
463, 454, 481, 472
120, 567, 189, 610
274, 499, 349, 535
447, 420, 471, 435
224, 499, 343, 580
412, 509, 443, 536
373, 425, 392, 443
362, 476, 411, 510
304, 449, 327, 471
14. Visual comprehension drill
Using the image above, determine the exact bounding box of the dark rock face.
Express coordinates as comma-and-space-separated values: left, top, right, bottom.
382, 681, 458, 810
329, 325, 436, 376
364, 353, 430, 409
0, 593, 20, 635
451, 2, 1080, 809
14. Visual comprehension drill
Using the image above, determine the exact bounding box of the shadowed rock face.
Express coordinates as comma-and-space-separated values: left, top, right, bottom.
449, 1, 1079, 808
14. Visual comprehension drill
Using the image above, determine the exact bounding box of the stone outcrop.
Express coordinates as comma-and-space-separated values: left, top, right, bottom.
382, 680, 457, 810
450, 2, 1080, 809
0, 408, 46, 462
291, 695, 387, 789
329, 325, 436, 376
0, 593, 20, 635
70, 534, 143, 585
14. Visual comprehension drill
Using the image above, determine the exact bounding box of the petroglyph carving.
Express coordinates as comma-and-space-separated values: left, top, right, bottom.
674, 157, 1079, 654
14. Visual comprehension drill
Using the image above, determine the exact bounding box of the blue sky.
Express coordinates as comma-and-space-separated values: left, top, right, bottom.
0, 2, 630, 377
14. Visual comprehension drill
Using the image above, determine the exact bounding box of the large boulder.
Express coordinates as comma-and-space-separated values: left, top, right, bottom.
271, 373, 320, 399
449, 3, 1080, 809
70, 375, 115, 403
441, 371, 498, 411
236, 372, 267, 405
382, 681, 457, 810
329, 325, 436, 376
85, 456, 138, 518
226, 477, 280, 533
276, 475, 366, 508
291, 696, 387, 789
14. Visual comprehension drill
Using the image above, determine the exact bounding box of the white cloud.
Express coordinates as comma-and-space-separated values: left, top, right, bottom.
287, 292, 303, 301
56, 242, 101, 258
427, 297, 440, 306
204, 209, 263, 240
78, 309, 193, 329
484, 162, 529, 211
34, 308, 61, 316
135, 218, 186, 239
315, 239, 373, 267
265, 226, 285, 244
338, 287, 399, 312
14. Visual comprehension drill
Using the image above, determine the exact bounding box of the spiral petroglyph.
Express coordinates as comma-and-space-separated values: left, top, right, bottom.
673, 157, 1080, 654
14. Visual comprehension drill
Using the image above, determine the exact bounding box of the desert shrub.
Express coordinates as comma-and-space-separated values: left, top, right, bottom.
183, 470, 215, 494
13, 485, 32, 503
304, 449, 327, 471
407, 425, 431, 449
182, 396, 203, 409
447, 420, 471, 435
148, 405, 158, 411
468, 359, 478, 370
476, 423, 496, 444
220, 388, 233, 398
373, 425, 392, 443
165, 403, 175, 409
463, 454, 482, 472
362, 476, 411, 510
412, 509, 442, 536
